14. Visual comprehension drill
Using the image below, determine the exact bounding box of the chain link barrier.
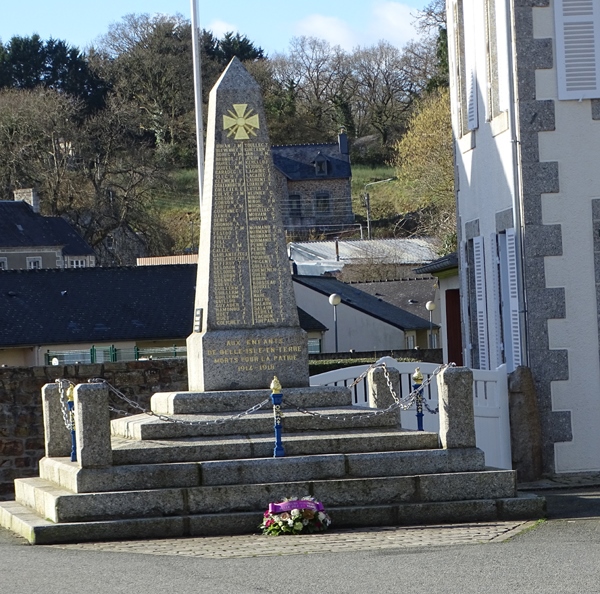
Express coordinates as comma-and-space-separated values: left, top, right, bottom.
283, 361, 453, 422
87, 377, 271, 426
56, 378, 75, 430
52, 361, 452, 430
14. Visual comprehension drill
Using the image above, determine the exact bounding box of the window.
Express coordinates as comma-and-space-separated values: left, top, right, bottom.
27, 257, 42, 270
315, 155, 328, 176
315, 192, 330, 214
69, 259, 87, 268
289, 194, 302, 217
555, 0, 600, 100
406, 334, 415, 350
307, 338, 322, 354
0, 258, 6, 271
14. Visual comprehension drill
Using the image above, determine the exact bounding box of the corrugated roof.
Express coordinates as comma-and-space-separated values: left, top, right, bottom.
289, 238, 437, 268
293, 275, 434, 331
0, 266, 323, 347
0, 201, 95, 256
271, 143, 351, 181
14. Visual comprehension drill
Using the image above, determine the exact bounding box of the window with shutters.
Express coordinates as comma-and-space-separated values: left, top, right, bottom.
498, 229, 522, 371
473, 236, 490, 370
555, 0, 600, 100
452, 0, 479, 135
485, 0, 500, 120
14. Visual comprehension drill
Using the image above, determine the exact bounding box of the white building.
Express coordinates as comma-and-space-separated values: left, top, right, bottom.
447, 0, 600, 475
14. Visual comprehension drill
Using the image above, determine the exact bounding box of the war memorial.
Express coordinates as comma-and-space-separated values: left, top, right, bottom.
0, 59, 544, 544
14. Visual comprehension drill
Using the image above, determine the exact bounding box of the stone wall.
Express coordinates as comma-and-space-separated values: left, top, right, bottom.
0, 359, 188, 500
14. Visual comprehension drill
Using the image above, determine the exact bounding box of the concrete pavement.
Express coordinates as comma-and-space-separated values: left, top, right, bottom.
1, 487, 599, 594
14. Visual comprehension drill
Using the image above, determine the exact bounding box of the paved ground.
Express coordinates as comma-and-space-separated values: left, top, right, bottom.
44, 520, 532, 558
1, 486, 600, 593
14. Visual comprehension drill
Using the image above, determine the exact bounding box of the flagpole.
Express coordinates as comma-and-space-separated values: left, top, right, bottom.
190, 0, 205, 209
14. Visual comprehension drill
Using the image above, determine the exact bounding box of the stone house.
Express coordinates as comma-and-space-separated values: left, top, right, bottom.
446, 0, 600, 475
0, 191, 96, 270
271, 132, 354, 237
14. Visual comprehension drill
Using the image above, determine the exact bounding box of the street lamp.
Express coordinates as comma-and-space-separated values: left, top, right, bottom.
329, 293, 342, 352
426, 301, 436, 349
363, 177, 397, 240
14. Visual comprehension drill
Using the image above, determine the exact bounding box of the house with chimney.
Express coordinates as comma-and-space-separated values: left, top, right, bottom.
0, 190, 95, 270
271, 132, 354, 237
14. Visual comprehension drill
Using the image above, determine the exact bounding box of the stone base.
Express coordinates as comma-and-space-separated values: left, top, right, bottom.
187, 327, 309, 391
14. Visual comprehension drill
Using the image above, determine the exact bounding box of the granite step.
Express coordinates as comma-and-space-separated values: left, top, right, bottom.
149, 386, 353, 415
39, 447, 484, 493
111, 406, 398, 440
16, 468, 517, 523
0, 492, 546, 545
109, 428, 440, 465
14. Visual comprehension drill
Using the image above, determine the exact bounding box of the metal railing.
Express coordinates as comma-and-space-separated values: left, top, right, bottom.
45, 345, 187, 365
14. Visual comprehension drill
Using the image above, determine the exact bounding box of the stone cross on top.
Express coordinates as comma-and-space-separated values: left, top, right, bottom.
187, 57, 309, 392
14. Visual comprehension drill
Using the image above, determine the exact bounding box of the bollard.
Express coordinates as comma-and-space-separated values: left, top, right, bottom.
270, 376, 285, 457
66, 385, 77, 462
412, 367, 424, 431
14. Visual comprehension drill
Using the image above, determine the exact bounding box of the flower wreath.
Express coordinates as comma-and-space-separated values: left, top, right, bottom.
259, 496, 331, 535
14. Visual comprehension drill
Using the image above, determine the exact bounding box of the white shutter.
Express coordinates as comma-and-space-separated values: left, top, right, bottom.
473, 236, 489, 369
459, 240, 472, 367
554, 0, 600, 100
495, 0, 510, 111
505, 228, 522, 368
491, 234, 504, 367
464, 0, 479, 129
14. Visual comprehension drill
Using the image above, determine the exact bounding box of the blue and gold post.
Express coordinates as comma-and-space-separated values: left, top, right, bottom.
270, 376, 285, 457
66, 384, 77, 461
412, 367, 424, 432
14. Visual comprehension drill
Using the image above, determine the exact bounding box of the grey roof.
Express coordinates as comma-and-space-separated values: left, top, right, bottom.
0, 266, 324, 347
293, 275, 435, 331
271, 143, 351, 181
414, 252, 458, 275
349, 278, 438, 320
289, 238, 437, 275
0, 201, 95, 256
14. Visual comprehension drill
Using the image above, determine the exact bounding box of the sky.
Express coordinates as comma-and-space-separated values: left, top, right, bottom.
0, 0, 431, 55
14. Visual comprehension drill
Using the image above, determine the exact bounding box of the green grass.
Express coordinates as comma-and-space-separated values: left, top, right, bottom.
351, 165, 417, 237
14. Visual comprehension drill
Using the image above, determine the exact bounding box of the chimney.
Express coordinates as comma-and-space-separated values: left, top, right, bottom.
14, 188, 40, 213
338, 130, 349, 155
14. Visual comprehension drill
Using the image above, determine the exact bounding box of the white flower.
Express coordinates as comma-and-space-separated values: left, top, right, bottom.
291, 508, 301, 518
318, 512, 325, 521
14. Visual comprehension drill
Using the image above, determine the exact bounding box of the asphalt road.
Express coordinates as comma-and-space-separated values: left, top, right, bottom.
1, 488, 599, 594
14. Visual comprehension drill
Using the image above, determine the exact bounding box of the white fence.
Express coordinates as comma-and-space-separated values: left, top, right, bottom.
310, 357, 512, 469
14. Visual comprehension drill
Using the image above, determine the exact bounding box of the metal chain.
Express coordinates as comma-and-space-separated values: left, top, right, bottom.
88, 378, 271, 426
55, 362, 453, 429
56, 378, 74, 430
284, 362, 452, 421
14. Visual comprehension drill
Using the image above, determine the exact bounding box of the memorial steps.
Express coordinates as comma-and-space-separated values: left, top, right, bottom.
0, 385, 544, 544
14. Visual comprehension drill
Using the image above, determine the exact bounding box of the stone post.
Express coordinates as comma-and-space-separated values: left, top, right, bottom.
508, 366, 543, 481
437, 366, 476, 449
74, 383, 112, 468
367, 366, 401, 425
42, 383, 72, 458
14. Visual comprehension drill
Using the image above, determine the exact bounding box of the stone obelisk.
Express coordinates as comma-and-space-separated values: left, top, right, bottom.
187, 58, 310, 392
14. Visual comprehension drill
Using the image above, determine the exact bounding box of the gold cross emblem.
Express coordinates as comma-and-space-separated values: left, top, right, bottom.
223, 104, 260, 140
